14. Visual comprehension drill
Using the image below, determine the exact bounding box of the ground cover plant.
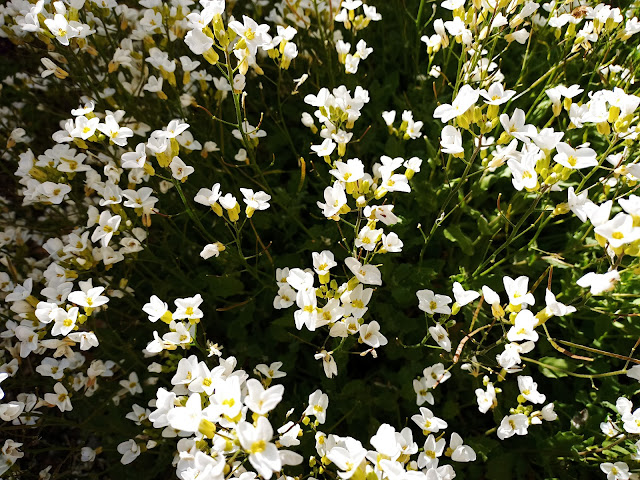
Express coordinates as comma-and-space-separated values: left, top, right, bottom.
1, 0, 640, 478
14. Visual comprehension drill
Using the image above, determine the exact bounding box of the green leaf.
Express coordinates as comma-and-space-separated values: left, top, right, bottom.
546, 431, 584, 456
444, 225, 475, 255
206, 274, 245, 298
538, 356, 576, 378
541, 255, 573, 269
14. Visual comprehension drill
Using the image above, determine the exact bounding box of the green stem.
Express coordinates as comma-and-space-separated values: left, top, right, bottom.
172, 180, 216, 243
416, 0, 426, 29
520, 356, 627, 379
473, 190, 546, 277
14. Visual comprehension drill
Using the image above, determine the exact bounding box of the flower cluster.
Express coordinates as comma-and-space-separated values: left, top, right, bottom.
1, 0, 640, 478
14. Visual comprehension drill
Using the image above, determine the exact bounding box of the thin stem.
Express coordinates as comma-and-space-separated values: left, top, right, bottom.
520, 356, 627, 379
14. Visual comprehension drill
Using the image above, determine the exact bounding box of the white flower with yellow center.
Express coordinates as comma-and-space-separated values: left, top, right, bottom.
237, 417, 282, 479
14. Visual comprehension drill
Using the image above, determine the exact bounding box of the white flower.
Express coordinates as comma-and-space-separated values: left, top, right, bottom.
44, 14, 80, 46
382, 110, 396, 126
317, 181, 347, 218
595, 213, 640, 248
345, 257, 382, 286
67, 331, 99, 350
117, 439, 141, 465
237, 417, 281, 479
503, 275, 535, 306
119, 372, 143, 395
169, 156, 194, 181
576, 270, 620, 295
68, 286, 109, 308
200, 242, 224, 259
554, 142, 598, 169
507, 310, 539, 342
428, 323, 451, 352
185, 28, 214, 55
627, 365, 640, 382
80, 446, 96, 462
417, 289, 452, 315
440, 125, 464, 155
91, 211, 121, 247
411, 407, 448, 434
359, 321, 388, 348
423, 363, 451, 388
541, 403, 558, 421
97, 115, 133, 147
517, 375, 546, 404
600, 462, 630, 480
173, 294, 204, 321
311, 138, 337, 157
329, 158, 365, 184
228, 15, 272, 56
142, 295, 170, 323
355, 225, 382, 251
312, 251, 337, 277
240, 188, 271, 217
543, 289, 576, 317
244, 379, 284, 415
51, 307, 79, 336
507, 152, 538, 191
304, 389, 329, 424
449, 432, 476, 462
380, 233, 403, 253
497, 413, 529, 439
567, 187, 592, 222
315, 350, 338, 378
0, 372, 8, 400
496, 341, 535, 370
44, 382, 72, 412
479, 83, 516, 105
475, 382, 497, 413
413, 377, 435, 406
255, 361, 287, 379
326, 438, 367, 479
433, 85, 479, 123
452, 282, 480, 306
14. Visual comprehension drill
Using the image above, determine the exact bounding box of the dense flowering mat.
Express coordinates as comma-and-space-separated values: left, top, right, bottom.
1, 0, 640, 478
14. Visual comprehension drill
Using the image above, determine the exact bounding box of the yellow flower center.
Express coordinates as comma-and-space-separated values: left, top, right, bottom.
250, 440, 266, 454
